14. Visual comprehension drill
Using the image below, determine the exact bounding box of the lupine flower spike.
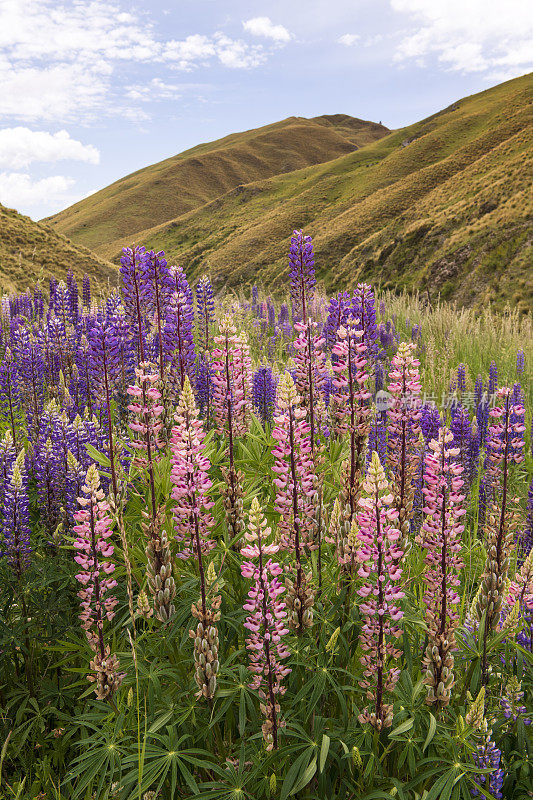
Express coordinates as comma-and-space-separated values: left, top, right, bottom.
272, 372, 316, 632
418, 427, 465, 709
356, 451, 404, 730
73, 465, 123, 699
241, 497, 290, 749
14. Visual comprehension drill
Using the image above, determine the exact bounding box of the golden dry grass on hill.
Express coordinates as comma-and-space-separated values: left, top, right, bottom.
44, 115, 389, 255
0, 203, 116, 295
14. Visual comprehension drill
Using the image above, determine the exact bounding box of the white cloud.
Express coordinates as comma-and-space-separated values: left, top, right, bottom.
126, 78, 183, 101
0, 128, 99, 169
391, 0, 533, 76
338, 33, 360, 46
164, 32, 266, 71
0, 0, 286, 123
0, 172, 75, 211
243, 17, 292, 43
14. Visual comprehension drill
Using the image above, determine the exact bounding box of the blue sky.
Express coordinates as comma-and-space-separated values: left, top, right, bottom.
0, 0, 531, 220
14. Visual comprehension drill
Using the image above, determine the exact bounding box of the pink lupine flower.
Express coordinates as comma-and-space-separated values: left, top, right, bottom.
331, 318, 372, 522
356, 451, 404, 730
170, 376, 215, 563
211, 316, 251, 439
417, 427, 465, 709
73, 464, 122, 699
272, 372, 316, 632
293, 319, 328, 448
241, 497, 291, 750
387, 341, 423, 550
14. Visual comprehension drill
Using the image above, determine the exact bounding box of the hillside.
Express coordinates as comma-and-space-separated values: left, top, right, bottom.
44, 115, 389, 254
0, 203, 117, 295
120, 73, 532, 310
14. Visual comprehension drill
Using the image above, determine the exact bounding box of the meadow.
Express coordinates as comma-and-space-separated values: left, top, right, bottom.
0, 230, 532, 800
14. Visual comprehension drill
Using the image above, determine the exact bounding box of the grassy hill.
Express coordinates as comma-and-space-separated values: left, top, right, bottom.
44, 115, 389, 255
120, 73, 532, 311
0, 203, 117, 295
41, 74, 533, 310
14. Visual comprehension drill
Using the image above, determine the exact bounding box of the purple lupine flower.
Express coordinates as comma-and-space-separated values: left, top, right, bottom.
350, 284, 378, 359
196, 275, 215, 352
411, 324, 422, 343
120, 245, 152, 360
252, 366, 277, 425
451, 404, 472, 478
0, 431, 16, 527
66, 269, 79, 322
500, 677, 531, 725
516, 349, 525, 375
0, 347, 21, 446
474, 375, 483, 408
33, 286, 44, 319
82, 274, 91, 310
87, 313, 121, 496
267, 297, 276, 327
195, 354, 214, 426
146, 249, 174, 380
252, 285, 259, 306
379, 320, 395, 350
2, 455, 31, 578
164, 266, 195, 393
420, 403, 441, 444
289, 230, 316, 324
324, 292, 350, 351
471, 733, 504, 799
34, 435, 62, 534
13, 328, 45, 434
278, 303, 289, 327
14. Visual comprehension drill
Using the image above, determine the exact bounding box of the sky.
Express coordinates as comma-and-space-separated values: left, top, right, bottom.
0, 0, 531, 220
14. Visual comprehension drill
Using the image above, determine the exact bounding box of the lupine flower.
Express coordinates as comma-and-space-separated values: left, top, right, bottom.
196, 275, 215, 352
271, 372, 316, 632
145, 249, 174, 381
73, 464, 122, 699
211, 316, 248, 545
418, 427, 465, 709
171, 376, 215, 560
289, 230, 316, 324
324, 292, 350, 351
421, 403, 441, 444
82, 274, 91, 310
356, 452, 404, 730
351, 284, 379, 360
164, 266, 195, 392
241, 497, 290, 749
253, 366, 277, 425
500, 676, 531, 725
2, 452, 31, 578
293, 318, 328, 447
120, 245, 151, 360
331, 319, 371, 522
88, 313, 121, 495
471, 731, 504, 799
0, 431, 16, 524
457, 363, 466, 392
475, 387, 525, 682
516, 349, 525, 375
451, 404, 473, 480
0, 348, 21, 446
387, 342, 422, 552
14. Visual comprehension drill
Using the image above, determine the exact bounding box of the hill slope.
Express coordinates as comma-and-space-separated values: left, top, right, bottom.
45, 115, 389, 254
122, 73, 532, 310
0, 203, 116, 295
